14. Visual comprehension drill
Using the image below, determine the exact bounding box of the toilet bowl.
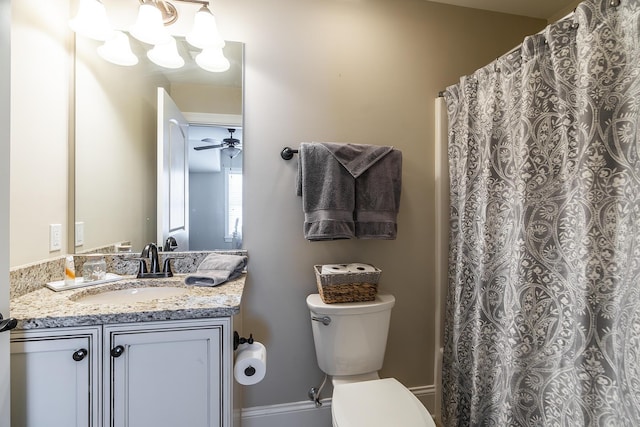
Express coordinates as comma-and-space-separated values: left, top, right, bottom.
306, 294, 435, 427
332, 378, 435, 427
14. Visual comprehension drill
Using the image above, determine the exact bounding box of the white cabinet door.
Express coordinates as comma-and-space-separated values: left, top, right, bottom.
10, 327, 101, 427
104, 318, 231, 427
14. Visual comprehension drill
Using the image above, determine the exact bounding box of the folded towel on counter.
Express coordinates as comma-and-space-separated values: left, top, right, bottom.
184, 253, 248, 287
297, 143, 356, 240
296, 142, 402, 240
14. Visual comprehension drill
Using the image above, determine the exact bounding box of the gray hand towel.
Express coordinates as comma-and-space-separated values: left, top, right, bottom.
296, 142, 402, 240
184, 253, 248, 287
355, 149, 402, 239
320, 142, 401, 239
297, 143, 356, 240
319, 142, 393, 178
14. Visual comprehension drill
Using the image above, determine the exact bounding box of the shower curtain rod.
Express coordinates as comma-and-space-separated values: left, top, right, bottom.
437, 0, 622, 97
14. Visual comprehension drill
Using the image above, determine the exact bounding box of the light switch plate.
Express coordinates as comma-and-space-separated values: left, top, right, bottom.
75, 221, 84, 246
49, 223, 62, 251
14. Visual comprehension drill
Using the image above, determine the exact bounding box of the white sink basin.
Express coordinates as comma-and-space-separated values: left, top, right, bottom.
74, 286, 190, 304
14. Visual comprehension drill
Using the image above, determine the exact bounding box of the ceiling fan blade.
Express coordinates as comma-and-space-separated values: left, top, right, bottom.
194, 144, 223, 151
196, 137, 224, 150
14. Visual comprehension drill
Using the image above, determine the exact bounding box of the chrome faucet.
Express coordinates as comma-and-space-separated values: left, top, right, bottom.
136, 243, 173, 278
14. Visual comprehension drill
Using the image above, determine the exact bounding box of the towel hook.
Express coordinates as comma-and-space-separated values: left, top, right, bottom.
281, 147, 299, 160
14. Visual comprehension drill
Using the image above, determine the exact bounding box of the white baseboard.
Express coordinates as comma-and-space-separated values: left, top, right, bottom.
241, 399, 332, 427
240, 384, 436, 427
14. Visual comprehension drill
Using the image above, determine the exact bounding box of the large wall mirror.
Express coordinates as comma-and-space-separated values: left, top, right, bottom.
73, 2, 243, 254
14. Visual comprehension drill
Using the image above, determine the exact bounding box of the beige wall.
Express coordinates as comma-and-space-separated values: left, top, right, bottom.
74, 35, 162, 253
10, 0, 71, 266
215, 0, 545, 407
9, 0, 547, 409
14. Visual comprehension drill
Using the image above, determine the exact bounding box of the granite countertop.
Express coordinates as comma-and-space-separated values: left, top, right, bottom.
10, 274, 245, 330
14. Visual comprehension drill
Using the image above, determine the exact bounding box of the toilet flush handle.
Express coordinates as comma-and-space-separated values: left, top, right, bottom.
311, 315, 331, 326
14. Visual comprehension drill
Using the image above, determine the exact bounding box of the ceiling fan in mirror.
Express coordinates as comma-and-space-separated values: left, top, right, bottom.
194, 128, 242, 158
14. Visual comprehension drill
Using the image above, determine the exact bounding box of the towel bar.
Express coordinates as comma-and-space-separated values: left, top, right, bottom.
281, 147, 298, 160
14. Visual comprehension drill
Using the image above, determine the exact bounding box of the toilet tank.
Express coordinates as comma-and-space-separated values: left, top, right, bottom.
306, 294, 395, 376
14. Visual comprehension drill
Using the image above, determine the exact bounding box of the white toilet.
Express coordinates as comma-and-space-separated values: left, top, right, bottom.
306, 294, 435, 427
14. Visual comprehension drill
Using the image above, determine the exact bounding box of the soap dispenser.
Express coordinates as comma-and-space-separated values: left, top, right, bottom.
64, 256, 76, 285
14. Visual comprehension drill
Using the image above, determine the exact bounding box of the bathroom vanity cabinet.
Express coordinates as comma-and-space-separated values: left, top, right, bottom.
10, 317, 233, 427
10, 326, 101, 427
105, 318, 232, 426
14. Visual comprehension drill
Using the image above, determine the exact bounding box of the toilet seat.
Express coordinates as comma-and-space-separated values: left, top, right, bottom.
332, 378, 435, 427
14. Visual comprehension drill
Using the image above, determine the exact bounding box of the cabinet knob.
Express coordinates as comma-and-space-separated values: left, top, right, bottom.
0, 313, 17, 333
72, 348, 88, 362
111, 345, 125, 358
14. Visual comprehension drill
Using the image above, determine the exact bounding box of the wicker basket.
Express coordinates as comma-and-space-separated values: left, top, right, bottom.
313, 265, 381, 304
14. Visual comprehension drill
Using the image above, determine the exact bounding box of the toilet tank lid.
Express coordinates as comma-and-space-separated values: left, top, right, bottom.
306, 294, 395, 315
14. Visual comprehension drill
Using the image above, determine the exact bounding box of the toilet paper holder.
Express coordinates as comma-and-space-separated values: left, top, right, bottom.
233, 332, 267, 384
233, 331, 254, 351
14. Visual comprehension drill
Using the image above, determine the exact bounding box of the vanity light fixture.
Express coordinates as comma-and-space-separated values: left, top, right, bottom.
195, 46, 230, 72
97, 31, 139, 66
186, 4, 225, 49
69, 0, 228, 72
68, 0, 113, 41
130, 0, 172, 45
147, 36, 185, 68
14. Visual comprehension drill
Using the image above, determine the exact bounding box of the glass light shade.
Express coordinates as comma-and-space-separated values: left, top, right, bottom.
196, 47, 230, 73
221, 146, 241, 159
147, 37, 185, 69
97, 31, 138, 66
186, 6, 225, 49
130, 2, 170, 45
69, 0, 113, 41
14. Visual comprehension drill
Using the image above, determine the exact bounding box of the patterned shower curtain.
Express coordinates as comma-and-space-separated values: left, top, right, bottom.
442, 0, 640, 425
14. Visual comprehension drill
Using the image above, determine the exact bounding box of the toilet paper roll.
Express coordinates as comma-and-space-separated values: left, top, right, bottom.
321, 264, 350, 275
347, 263, 376, 273
234, 342, 267, 385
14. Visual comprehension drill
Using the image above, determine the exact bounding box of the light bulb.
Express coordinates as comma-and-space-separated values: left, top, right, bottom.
130, 2, 170, 45
69, 0, 113, 41
97, 31, 138, 66
221, 146, 241, 159
186, 6, 225, 49
196, 47, 230, 73
147, 37, 185, 69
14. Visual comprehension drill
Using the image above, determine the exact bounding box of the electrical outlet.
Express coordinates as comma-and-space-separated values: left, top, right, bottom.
75, 222, 85, 247
49, 224, 62, 252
